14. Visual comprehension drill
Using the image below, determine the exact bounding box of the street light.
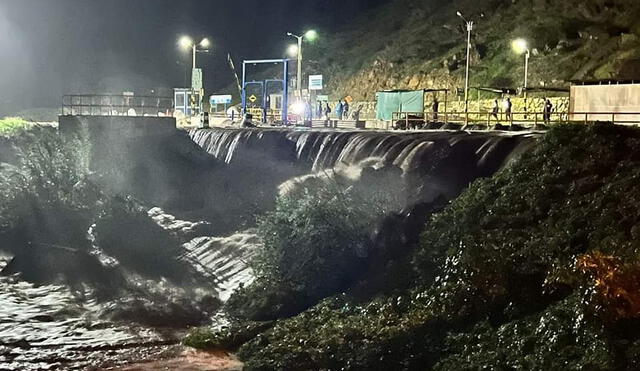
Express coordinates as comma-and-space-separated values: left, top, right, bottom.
287, 30, 318, 99
179, 36, 211, 70
456, 11, 473, 118
179, 36, 211, 115
512, 38, 530, 116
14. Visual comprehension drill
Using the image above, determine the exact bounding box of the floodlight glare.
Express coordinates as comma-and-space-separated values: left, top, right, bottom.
304, 30, 318, 41
287, 44, 299, 57
512, 38, 529, 55
179, 36, 193, 49
291, 100, 306, 115
200, 38, 211, 48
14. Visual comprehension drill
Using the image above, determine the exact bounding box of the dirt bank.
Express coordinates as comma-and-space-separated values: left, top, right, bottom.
107, 347, 242, 371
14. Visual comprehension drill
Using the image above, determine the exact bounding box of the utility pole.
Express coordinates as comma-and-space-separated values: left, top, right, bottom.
179, 36, 210, 115
457, 11, 473, 121
524, 48, 530, 117
512, 39, 530, 118
192, 44, 197, 70
287, 30, 318, 100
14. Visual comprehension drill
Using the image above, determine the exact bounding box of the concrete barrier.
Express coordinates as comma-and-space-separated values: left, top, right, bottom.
58, 115, 176, 138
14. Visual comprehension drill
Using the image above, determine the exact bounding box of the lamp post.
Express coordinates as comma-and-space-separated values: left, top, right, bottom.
179, 36, 210, 114
286, 30, 318, 99
456, 12, 473, 119
180, 36, 211, 70
512, 39, 530, 117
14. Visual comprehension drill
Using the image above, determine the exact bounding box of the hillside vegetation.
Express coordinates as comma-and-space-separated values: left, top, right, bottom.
305, 0, 640, 100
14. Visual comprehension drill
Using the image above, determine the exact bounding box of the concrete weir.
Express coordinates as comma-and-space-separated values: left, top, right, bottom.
58, 115, 176, 138
58, 115, 177, 170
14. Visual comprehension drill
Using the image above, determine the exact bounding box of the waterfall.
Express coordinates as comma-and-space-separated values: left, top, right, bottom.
189, 129, 538, 176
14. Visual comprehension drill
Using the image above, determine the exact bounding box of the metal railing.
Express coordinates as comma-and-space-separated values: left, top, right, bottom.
62, 94, 174, 117
391, 110, 640, 128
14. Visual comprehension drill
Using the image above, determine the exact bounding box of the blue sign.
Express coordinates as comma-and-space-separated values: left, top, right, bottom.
210, 95, 233, 105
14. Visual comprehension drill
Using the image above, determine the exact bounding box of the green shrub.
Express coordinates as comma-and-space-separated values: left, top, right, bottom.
228, 179, 390, 320
233, 124, 640, 370
0, 117, 30, 137
184, 321, 274, 350
434, 294, 616, 371
0, 128, 95, 253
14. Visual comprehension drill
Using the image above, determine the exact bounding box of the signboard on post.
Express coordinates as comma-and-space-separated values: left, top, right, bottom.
210, 95, 233, 105
309, 75, 323, 91
192, 68, 203, 91
316, 94, 329, 102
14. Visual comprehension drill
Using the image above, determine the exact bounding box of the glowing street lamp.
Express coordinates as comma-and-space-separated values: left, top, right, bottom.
512, 38, 530, 116
179, 36, 211, 115
456, 12, 474, 119
179, 36, 211, 70
287, 30, 318, 98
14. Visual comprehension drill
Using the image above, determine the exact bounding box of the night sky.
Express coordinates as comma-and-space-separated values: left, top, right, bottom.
0, 0, 390, 115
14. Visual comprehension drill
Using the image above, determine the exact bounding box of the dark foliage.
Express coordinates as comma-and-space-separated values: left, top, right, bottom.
226, 124, 640, 370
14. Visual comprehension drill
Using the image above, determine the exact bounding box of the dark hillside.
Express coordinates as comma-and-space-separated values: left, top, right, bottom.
304, 0, 640, 100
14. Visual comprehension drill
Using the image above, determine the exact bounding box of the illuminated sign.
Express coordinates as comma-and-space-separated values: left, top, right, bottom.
309, 75, 323, 91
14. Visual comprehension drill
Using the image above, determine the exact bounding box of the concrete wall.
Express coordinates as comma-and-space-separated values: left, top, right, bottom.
58, 115, 177, 176
58, 115, 176, 138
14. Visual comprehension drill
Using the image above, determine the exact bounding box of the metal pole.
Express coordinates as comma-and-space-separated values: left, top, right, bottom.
464, 21, 472, 117
283, 60, 289, 123
192, 44, 197, 70
297, 36, 303, 99
524, 50, 529, 119
241, 61, 247, 114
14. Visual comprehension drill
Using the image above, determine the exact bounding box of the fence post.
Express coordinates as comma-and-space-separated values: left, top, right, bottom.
612, 113, 615, 125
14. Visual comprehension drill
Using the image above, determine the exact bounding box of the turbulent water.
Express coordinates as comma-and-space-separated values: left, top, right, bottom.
0, 260, 170, 370
190, 128, 536, 172
0, 209, 258, 370
2, 127, 538, 369
189, 128, 538, 203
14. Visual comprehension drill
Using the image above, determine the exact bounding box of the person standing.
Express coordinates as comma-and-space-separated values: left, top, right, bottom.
544, 99, 553, 124
317, 101, 323, 119
335, 101, 344, 120
343, 100, 350, 120
324, 102, 332, 127
505, 98, 513, 123
432, 98, 440, 123
491, 99, 500, 123
304, 99, 313, 124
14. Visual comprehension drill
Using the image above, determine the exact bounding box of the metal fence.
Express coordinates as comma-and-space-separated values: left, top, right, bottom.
61, 95, 174, 117
391, 110, 640, 128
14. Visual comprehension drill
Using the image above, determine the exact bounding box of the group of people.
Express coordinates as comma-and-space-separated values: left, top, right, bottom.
490, 98, 554, 124
333, 100, 350, 120
309, 99, 351, 121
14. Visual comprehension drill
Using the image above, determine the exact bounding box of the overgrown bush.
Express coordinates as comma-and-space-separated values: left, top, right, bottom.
227, 179, 393, 320
0, 117, 30, 137
0, 128, 96, 254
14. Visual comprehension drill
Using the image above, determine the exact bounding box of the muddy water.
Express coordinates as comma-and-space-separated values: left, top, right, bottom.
0, 256, 176, 370
0, 210, 258, 370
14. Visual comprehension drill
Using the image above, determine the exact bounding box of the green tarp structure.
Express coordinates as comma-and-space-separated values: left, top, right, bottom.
376, 90, 425, 121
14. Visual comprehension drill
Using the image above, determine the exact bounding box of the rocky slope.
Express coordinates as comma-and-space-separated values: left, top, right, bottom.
306, 0, 640, 100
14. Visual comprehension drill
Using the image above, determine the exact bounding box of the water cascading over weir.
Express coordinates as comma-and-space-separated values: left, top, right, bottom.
188, 128, 538, 204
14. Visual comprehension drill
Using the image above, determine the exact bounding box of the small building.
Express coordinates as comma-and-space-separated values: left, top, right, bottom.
174, 88, 197, 117
570, 80, 640, 123
376, 89, 449, 121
